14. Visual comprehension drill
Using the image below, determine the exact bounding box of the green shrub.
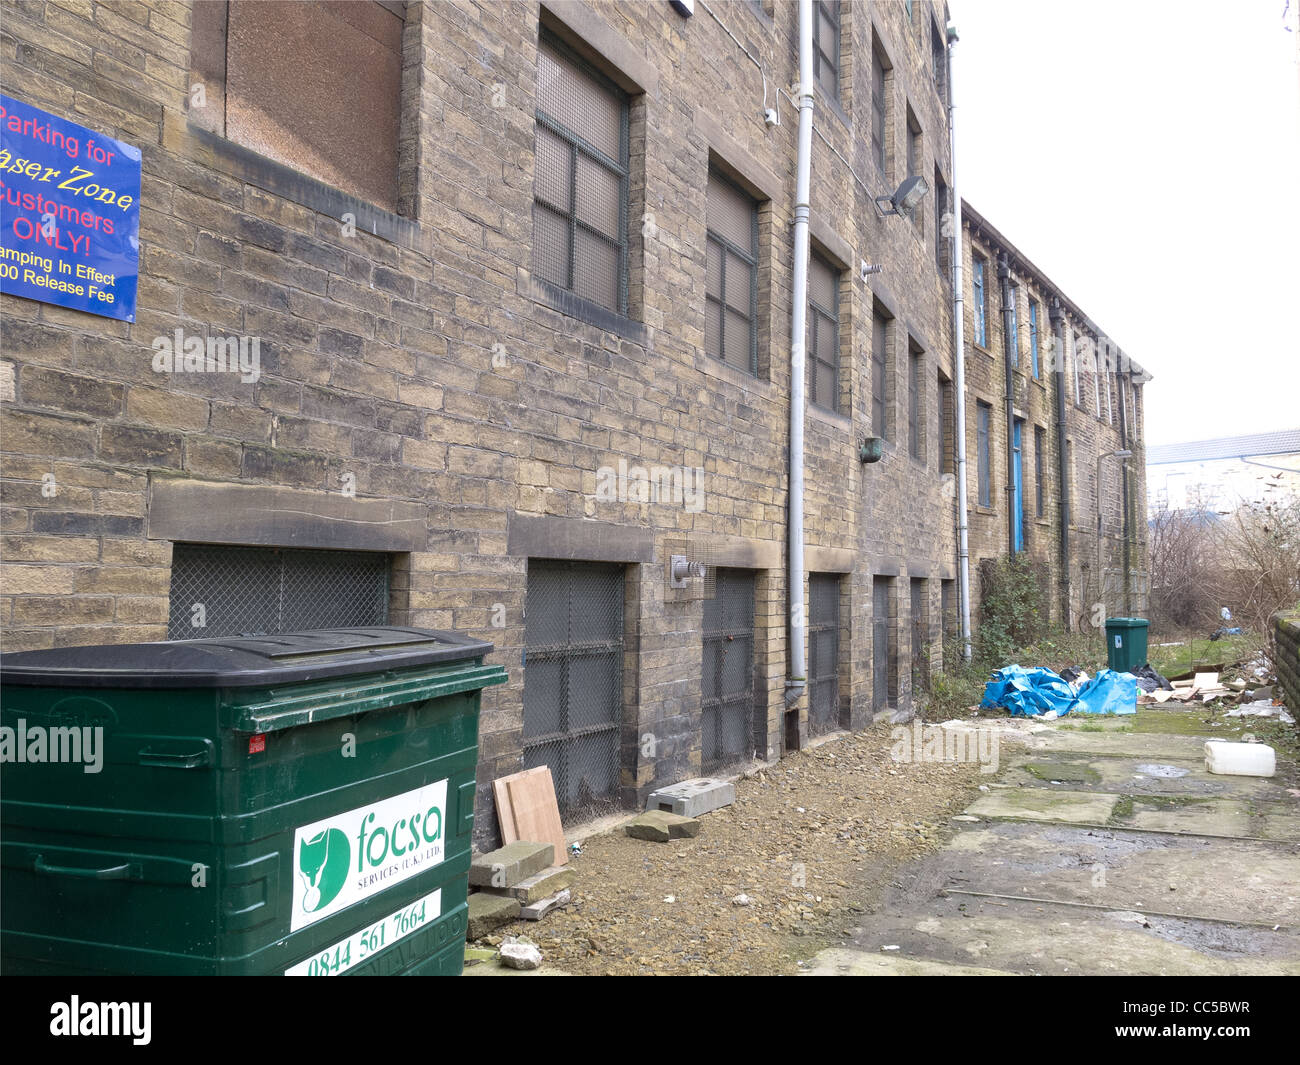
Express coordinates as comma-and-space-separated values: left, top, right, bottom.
975, 553, 1050, 665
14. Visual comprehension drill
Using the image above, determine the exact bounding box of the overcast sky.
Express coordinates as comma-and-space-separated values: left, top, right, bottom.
950, 0, 1300, 447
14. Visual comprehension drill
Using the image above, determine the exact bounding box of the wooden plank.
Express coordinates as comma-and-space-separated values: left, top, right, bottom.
493, 776, 518, 845
493, 766, 567, 866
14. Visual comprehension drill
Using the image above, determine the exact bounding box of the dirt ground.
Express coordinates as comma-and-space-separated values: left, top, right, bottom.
470, 721, 985, 975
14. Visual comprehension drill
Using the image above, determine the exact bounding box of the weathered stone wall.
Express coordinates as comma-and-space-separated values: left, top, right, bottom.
0, 1, 1146, 848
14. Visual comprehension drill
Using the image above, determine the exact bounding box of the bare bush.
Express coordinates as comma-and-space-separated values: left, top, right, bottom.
1148, 495, 1300, 634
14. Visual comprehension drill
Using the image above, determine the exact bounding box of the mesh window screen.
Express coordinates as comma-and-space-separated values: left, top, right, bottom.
167, 544, 389, 640
872, 310, 889, 436
523, 560, 625, 823
808, 253, 839, 412
807, 573, 841, 738
701, 568, 756, 773
532, 35, 629, 315
705, 171, 758, 374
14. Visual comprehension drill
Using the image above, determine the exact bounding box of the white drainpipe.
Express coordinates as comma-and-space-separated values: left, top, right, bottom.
946, 24, 972, 661
786, 0, 813, 706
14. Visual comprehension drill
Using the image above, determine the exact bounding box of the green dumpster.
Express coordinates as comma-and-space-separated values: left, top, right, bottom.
1105, 617, 1149, 673
0, 626, 506, 976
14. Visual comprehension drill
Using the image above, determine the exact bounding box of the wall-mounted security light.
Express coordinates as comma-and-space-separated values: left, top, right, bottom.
670, 0, 694, 16
859, 437, 884, 463
875, 175, 930, 220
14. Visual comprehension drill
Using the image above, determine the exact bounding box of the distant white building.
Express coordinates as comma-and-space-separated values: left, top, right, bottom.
1146, 429, 1300, 514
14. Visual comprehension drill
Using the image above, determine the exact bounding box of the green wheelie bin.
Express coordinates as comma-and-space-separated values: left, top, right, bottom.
1105, 617, 1150, 674
0, 627, 506, 976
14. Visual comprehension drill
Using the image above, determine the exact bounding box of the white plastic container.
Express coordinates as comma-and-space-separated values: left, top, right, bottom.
1204, 740, 1276, 777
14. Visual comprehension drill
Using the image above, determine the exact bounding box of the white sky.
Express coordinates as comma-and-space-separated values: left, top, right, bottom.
950, 0, 1300, 446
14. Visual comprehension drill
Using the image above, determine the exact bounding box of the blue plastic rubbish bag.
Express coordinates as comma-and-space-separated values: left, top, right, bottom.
980, 664, 1077, 718
1070, 668, 1138, 716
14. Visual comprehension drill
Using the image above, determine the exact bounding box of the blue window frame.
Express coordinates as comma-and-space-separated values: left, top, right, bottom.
972, 257, 987, 347
1029, 299, 1040, 378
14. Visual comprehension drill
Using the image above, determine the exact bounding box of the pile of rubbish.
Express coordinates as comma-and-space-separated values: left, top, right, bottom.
980, 665, 1138, 718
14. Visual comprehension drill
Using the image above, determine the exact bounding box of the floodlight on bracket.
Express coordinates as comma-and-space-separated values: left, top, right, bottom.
874, 175, 930, 220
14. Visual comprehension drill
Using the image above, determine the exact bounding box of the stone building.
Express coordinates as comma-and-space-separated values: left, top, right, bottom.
0, 0, 1148, 846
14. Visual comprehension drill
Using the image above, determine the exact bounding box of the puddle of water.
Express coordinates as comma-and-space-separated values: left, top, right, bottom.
1135, 764, 1192, 779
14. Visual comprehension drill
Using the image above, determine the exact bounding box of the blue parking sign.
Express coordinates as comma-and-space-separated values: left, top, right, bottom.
0, 94, 141, 322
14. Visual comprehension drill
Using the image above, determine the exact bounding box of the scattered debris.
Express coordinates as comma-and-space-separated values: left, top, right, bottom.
731, 893, 752, 907
521, 888, 572, 921
881, 945, 900, 951
1135, 763, 1191, 779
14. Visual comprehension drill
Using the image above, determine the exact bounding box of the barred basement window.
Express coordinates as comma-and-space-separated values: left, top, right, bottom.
532, 32, 630, 316
807, 251, 840, 412
807, 573, 841, 738
813, 1, 841, 102
705, 169, 759, 375
523, 560, 626, 822
167, 544, 389, 640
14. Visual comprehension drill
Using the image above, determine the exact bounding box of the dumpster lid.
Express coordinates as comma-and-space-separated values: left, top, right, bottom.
0, 627, 497, 688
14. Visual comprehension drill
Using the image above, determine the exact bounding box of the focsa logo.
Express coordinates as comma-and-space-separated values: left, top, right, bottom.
290, 779, 448, 931
298, 828, 350, 912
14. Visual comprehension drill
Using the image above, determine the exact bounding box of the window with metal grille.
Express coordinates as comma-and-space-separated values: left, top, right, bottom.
807, 574, 841, 738
908, 341, 923, 460
977, 401, 992, 507
934, 166, 949, 275
906, 107, 923, 233
705, 169, 759, 374
872, 304, 891, 439
1029, 298, 1041, 378
1035, 424, 1046, 517
813, 1, 840, 101
807, 251, 840, 412
932, 20, 947, 101
938, 371, 954, 475
941, 579, 956, 640
972, 256, 988, 347
871, 40, 889, 175
701, 568, 756, 773
532, 32, 630, 316
1007, 286, 1020, 370
872, 577, 895, 713
911, 578, 929, 695
523, 560, 625, 822
166, 544, 389, 640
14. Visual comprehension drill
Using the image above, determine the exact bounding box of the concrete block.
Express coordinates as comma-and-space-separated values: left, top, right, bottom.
521, 888, 572, 921
481, 865, 573, 904
624, 809, 701, 842
647, 777, 736, 818
469, 840, 554, 888
466, 892, 521, 939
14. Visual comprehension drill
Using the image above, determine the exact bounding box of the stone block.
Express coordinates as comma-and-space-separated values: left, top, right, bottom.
481, 865, 572, 904
647, 777, 736, 818
624, 809, 701, 842
465, 892, 520, 940
468, 840, 554, 888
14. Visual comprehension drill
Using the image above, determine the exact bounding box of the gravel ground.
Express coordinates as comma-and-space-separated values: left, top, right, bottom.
471, 721, 985, 975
